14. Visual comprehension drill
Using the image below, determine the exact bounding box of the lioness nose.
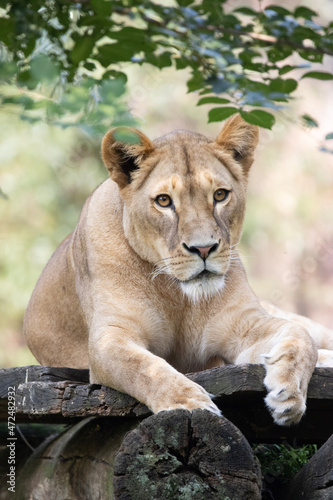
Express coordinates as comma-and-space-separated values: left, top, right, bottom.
184, 243, 219, 260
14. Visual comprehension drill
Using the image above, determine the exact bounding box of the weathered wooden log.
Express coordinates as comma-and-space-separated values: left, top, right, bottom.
0, 365, 89, 397
11, 411, 261, 500
2, 365, 332, 443
277, 434, 333, 500
0, 422, 66, 500
10, 380, 149, 422
14, 417, 138, 500
114, 409, 262, 500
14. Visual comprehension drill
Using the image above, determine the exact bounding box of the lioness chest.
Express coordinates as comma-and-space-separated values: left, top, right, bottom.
150, 299, 227, 373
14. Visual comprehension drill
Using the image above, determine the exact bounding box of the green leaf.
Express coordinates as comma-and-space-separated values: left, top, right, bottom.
239, 49, 262, 63
301, 71, 333, 80
302, 114, 318, 128
197, 96, 230, 105
218, 14, 239, 28
0, 62, 18, 81
269, 78, 298, 94
199, 88, 212, 96
30, 55, 60, 83
91, 0, 112, 16
278, 65, 295, 76
200, 0, 227, 15
293, 26, 321, 43
108, 27, 150, 47
98, 27, 156, 66
187, 71, 205, 92
278, 64, 310, 75
294, 6, 317, 19
325, 133, 333, 140
17, 56, 59, 89
299, 51, 323, 63
99, 78, 126, 100
146, 52, 173, 68
16, 69, 36, 89
175, 57, 188, 70
208, 107, 239, 122
98, 43, 137, 65
265, 5, 291, 17
0, 18, 15, 45
71, 36, 96, 65
84, 62, 96, 72
234, 7, 257, 16
176, 0, 195, 6
240, 110, 275, 129
267, 47, 292, 63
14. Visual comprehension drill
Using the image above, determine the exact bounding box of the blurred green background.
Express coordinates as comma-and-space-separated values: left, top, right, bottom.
1, 5, 333, 368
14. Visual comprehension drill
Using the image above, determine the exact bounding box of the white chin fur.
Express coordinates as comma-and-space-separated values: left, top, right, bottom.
180, 275, 226, 302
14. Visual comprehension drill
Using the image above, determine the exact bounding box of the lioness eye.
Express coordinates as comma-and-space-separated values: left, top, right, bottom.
214, 189, 229, 202
155, 194, 172, 207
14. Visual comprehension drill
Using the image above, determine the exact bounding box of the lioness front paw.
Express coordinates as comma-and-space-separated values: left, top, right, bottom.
261, 336, 315, 425
153, 383, 221, 417
264, 383, 306, 426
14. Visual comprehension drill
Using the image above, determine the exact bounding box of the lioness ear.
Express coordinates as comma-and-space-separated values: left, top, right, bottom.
102, 127, 155, 189
215, 114, 259, 175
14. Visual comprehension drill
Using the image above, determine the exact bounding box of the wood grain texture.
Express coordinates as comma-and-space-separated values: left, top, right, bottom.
113, 410, 262, 500
12, 417, 138, 500
0, 366, 89, 397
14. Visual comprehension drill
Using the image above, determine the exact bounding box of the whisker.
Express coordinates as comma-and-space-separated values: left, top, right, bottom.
154, 256, 173, 266
150, 267, 168, 280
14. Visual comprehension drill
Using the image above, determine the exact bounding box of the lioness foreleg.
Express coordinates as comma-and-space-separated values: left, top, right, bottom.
89, 327, 221, 416
235, 320, 317, 426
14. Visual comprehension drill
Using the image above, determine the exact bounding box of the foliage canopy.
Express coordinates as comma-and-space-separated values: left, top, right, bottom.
0, 0, 333, 135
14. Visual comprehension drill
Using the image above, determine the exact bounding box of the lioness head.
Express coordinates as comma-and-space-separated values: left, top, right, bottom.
102, 115, 259, 301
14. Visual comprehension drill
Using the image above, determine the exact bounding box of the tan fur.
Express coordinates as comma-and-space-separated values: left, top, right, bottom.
24, 115, 333, 426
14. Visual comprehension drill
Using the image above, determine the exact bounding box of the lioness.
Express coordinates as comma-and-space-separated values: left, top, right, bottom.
24, 115, 333, 426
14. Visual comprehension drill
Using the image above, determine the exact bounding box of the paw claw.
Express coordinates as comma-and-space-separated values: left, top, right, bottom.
264, 390, 306, 426
277, 389, 286, 396
154, 384, 222, 417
